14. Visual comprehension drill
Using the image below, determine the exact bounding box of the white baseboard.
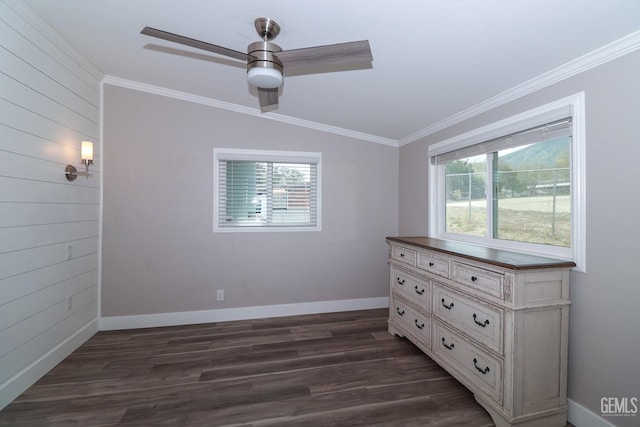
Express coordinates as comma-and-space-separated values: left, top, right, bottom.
0, 318, 98, 410
99, 297, 390, 331
568, 398, 617, 427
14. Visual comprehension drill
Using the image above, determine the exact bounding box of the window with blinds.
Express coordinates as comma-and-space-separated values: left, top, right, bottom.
428, 93, 586, 269
214, 149, 321, 232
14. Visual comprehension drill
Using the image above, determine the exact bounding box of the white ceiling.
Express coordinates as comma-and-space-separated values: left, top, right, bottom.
22, 0, 640, 144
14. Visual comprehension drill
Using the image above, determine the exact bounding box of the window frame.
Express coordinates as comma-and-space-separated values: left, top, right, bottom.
213, 148, 322, 233
428, 93, 586, 271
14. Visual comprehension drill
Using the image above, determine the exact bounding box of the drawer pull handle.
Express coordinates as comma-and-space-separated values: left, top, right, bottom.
414, 286, 425, 295
442, 337, 454, 350
397, 277, 405, 285
471, 276, 478, 282
414, 319, 425, 329
473, 313, 490, 327
429, 262, 435, 267
473, 358, 490, 374
441, 298, 454, 310
400, 253, 405, 258
396, 307, 405, 316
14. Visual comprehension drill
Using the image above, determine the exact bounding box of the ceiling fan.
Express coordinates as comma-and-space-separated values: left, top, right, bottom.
141, 18, 373, 109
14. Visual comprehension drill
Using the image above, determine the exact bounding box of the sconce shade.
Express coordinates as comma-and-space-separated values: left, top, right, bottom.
81, 141, 93, 163
65, 140, 94, 181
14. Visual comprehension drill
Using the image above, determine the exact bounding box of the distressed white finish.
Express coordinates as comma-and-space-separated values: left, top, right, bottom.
0, 0, 102, 409
387, 239, 572, 427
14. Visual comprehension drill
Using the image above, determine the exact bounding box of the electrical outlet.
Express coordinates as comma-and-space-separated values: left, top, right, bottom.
216, 290, 224, 301
66, 295, 73, 311
66, 245, 73, 260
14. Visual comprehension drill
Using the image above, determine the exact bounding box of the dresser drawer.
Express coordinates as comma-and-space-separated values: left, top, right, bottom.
434, 321, 503, 403
391, 245, 417, 267
433, 284, 503, 354
391, 295, 431, 348
417, 250, 450, 278
391, 267, 430, 310
451, 262, 504, 299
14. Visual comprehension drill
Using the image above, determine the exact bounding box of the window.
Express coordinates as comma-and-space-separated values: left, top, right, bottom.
214, 148, 321, 232
429, 93, 585, 270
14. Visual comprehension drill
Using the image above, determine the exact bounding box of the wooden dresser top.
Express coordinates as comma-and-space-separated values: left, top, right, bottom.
386, 236, 576, 270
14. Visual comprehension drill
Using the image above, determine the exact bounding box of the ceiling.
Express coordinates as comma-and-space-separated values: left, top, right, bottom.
22, 0, 640, 145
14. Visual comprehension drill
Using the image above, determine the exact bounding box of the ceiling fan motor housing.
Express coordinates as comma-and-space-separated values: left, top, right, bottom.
247, 41, 284, 89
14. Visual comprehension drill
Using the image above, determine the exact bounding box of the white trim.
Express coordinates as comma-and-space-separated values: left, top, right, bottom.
0, 319, 98, 410
568, 399, 617, 427
99, 297, 389, 331
213, 148, 322, 233
97, 80, 104, 321
215, 148, 321, 164
428, 93, 586, 271
399, 29, 640, 146
102, 76, 397, 147
571, 92, 587, 273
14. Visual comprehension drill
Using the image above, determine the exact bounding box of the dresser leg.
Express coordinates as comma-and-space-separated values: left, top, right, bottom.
475, 395, 568, 427
387, 323, 405, 338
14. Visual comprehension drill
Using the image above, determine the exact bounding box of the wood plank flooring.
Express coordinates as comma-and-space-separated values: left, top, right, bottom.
0, 309, 498, 426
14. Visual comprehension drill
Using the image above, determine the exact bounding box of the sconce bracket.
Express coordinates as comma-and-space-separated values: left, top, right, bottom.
65, 165, 78, 181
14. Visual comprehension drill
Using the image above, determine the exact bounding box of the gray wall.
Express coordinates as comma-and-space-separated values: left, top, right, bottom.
101, 84, 398, 317
0, 2, 101, 408
398, 50, 640, 427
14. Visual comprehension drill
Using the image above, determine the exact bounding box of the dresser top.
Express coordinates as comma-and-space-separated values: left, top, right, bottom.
386, 236, 576, 270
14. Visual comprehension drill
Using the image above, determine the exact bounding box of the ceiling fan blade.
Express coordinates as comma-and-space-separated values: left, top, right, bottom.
258, 88, 279, 108
275, 40, 372, 73
141, 27, 253, 62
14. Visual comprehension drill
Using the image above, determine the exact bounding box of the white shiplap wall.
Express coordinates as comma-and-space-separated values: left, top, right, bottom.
0, 0, 102, 409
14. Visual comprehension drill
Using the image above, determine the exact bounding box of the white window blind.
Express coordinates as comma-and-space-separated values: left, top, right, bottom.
214, 149, 321, 231
432, 118, 572, 165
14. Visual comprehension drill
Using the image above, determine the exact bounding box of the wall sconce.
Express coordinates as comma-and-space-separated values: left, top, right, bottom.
65, 141, 94, 181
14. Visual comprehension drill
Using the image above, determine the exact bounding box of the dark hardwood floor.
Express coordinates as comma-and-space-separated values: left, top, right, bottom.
0, 309, 498, 426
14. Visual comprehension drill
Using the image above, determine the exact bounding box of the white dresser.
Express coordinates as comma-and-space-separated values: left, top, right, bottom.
387, 237, 575, 427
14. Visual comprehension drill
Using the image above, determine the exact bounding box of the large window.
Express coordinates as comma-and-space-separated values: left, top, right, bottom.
429, 94, 585, 270
214, 149, 321, 232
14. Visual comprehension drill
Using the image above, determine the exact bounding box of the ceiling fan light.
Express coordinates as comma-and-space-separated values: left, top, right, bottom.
247, 67, 283, 89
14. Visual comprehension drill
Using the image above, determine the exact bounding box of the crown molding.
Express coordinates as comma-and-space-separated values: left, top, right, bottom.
17, 0, 640, 149
398, 29, 640, 147
102, 76, 398, 147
